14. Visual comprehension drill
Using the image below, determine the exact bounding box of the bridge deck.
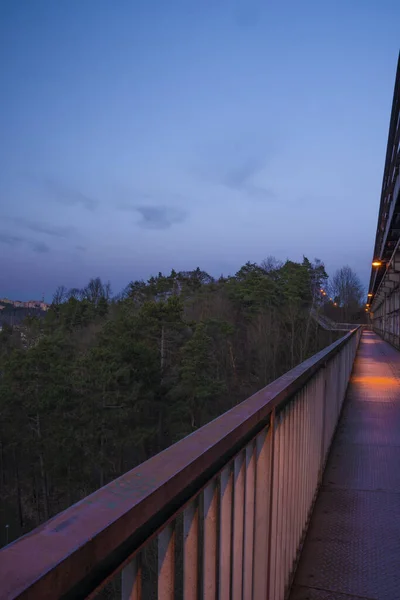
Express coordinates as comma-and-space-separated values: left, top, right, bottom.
289, 331, 400, 600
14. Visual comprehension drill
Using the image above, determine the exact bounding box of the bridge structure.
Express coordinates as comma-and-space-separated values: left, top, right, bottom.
368, 53, 400, 346
1, 56, 400, 600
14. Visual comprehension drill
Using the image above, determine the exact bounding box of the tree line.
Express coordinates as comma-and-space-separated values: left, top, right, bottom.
0, 258, 363, 547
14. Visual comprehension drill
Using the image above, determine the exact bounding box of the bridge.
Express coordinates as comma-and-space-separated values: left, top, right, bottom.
1, 57, 400, 600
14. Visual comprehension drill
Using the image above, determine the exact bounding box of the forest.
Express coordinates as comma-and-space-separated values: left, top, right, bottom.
0, 257, 364, 548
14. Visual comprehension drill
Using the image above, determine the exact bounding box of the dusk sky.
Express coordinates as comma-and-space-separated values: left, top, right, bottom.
1, 1, 399, 301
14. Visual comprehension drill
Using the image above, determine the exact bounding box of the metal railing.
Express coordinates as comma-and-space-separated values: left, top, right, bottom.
0, 328, 362, 600
310, 308, 361, 331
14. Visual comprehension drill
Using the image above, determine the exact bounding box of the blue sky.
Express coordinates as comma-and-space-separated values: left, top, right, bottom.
1, 0, 399, 301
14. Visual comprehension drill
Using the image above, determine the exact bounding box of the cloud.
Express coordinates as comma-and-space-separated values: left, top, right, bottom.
133, 205, 187, 229
116, 195, 188, 229
11, 217, 75, 238
116, 195, 151, 212
32, 241, 50, 253
38, 177, 99, 211
222, 157, 276, 200
75, 245, 87, 252
196, 141, 276, 201
0, 232, 23, 245
0, 231, 50, 253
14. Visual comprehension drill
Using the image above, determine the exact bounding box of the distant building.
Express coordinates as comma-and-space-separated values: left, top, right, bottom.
24, 301, 39, 308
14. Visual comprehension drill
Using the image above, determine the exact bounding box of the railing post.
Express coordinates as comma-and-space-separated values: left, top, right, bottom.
252, 426, 271, 600
183, 499, 199, 600
266, 408, 276, 600
158, 524, 175, 600
219, 464, 233, 600
319, 363, 327, 482
232, 450, 245, 600
121, 556, 141, 600
243, 441, 255, 600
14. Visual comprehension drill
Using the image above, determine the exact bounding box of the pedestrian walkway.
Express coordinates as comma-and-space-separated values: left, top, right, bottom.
290, 331, 400, 600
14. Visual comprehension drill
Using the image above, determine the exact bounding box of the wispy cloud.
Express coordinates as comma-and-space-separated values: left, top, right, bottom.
0, 231, 50, 253
32, 241, 50, 253
75, 245, 87, 252
0, 233, 23, 246
11, 217, 75, 238
115, 192, 188, 229
36, 177, 99, 211
135, 205, 187, 229
222, 157, 276, 200
197, 142, 276, 201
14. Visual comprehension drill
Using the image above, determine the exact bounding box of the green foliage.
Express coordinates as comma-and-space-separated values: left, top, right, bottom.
0, 258, 336, 546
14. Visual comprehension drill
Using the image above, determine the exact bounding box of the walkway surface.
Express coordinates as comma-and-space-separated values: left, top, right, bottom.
289, 331, 400, 600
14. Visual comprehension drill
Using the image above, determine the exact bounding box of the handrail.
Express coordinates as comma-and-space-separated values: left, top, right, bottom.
0, 327, 361, 600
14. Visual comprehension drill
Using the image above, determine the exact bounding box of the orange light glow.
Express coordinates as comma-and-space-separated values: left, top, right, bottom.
334, 302, 337, 306
352, 375, 398, 389
367, 293, 373, 297
372, 261, 382, 267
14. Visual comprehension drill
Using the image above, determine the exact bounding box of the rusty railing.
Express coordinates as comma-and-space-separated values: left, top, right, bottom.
0, 328, 362, 600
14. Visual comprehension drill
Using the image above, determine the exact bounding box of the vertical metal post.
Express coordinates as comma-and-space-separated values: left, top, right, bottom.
252, 426, 271, 599
266, 409, 278, 600
243, 441, 255, 600
293, 397, 301, 554
122, 555, 141, 600
203, 480, 218, 600
284, 404, 294, 590
158, 524, 175, 600
278, 407, 289, 600
183, 500, 199, 600
232, 450, 245, 600
319, 363, 327, 480
219, 464, 233, 600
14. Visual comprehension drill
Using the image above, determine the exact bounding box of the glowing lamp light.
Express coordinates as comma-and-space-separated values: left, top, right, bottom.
334, 302, 337, 306
372, 261, 382, 267
367, 293, 373, 297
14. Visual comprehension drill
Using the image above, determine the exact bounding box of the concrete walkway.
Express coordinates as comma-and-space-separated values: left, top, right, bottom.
289, 331, 400, 600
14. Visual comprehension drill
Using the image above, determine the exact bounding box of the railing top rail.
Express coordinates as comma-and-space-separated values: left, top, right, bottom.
0, 327, 360, 600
